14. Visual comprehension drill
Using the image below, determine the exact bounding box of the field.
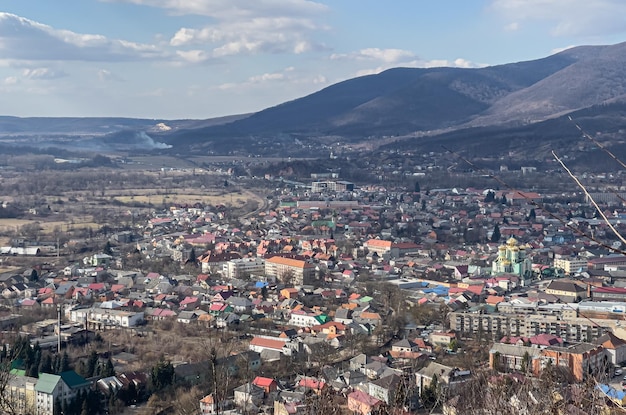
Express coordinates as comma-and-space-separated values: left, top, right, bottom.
0, 217, 100, 236
110, 189, 252, 207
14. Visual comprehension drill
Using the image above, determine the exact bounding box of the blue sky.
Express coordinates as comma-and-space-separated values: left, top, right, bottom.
1, 0, 626, 119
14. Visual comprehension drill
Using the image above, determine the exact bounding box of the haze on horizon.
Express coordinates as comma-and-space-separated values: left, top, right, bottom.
1, 0, 626, 120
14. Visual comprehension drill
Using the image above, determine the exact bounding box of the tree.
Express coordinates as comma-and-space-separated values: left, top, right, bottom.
484, 190, 495, 203
151, 356, 174, 391
86, 351, 98, 378
103, 241, 113, 256
500, 193, 508, 205
491, 223, 501, 243
414, 181, 421, 193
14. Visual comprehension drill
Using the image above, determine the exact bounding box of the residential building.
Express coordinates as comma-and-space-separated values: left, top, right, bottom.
415, 362, 472, 395
5, 374, 37, 415
265, 256, 316, 285
347, 390, 382, 415
368, 373, 402, 405
87, 308, 144, 329
365, 239, 392, 257
545, 279, 589, 302
450, 311, 613, 343
554, 256, 588, 275
223, 257, 265, 279
35, 371, 90, 415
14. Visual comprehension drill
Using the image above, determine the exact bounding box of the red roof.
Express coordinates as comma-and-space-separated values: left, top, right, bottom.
249, 337, 286, 350
253, 376, 276, 387
348, 390, 381, 407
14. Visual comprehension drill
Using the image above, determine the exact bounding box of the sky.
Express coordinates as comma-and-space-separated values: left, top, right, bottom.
1, 0, 626, 120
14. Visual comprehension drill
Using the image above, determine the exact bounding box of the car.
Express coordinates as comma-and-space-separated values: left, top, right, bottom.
615, 368, 623, 376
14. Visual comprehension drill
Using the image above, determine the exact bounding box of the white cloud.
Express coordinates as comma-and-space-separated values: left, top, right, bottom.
336, 48, 485, 78
490, 0, 626, 36
171, 16, 326, 58
331, 48, 417, 63
22, 67, 67, 80
101, 0, 328, 19
216, 66, 327, 91
3, 76, 17, 85
97, 69, 124, 82
0, 12, 165, 62
103, 0, 329, 60
176, 49, 211, 63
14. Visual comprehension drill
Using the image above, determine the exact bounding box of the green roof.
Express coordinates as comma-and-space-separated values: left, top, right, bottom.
311, 220, 336, 229
360, 296, 374, 303
10, 358, 24, 371
10, 369, 26, 376
60, 371, 90, 389
35, 373, 61, 394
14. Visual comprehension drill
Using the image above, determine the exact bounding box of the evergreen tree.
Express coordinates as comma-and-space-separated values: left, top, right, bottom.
188, 247, 197, 265
60, 351, 70, 373
150, 356, 174, 391
102, 357, 115, 377
484, 190, 495, 203
500, 194, 508, 205
39, 353, 53, 374
529, 208, 536, 220
491, 223, 501, 243
414, 181, 421, 193
104, 241, 113, 256
86, 351, 98, 378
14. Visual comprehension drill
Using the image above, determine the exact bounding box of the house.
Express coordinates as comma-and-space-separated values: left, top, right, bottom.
368, 373, 402, 404
252, 376, 278, 394
347, 390, 382, 415
200, 394, 217, 414
249, 337, 291, 357
429, 331, 457, 347
288, 310, 326, 328
595, 332, 626, 365
233, 382, 265, 410
415, 362, 472, 396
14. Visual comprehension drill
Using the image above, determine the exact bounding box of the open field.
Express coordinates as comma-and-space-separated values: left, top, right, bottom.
109, 189, 254, 207
0, 217, 100, 236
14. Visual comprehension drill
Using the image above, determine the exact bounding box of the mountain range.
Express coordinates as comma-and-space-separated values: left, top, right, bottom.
3, 42, 626, 161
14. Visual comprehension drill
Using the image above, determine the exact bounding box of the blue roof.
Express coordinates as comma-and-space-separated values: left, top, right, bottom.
255, 281, 268, 288
598, 384, 626, 401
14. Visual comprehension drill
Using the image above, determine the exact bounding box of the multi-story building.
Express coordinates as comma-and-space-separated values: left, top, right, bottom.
450, 311, 614, 342
223, 257, 265, 279
264, 256, 315, 285
35, 371, 90, 415
5, 374, 37, 415
365, 239, 392, 257
553, 256, 588, 275
311, 180, 354, 193
489, 342, 607, 382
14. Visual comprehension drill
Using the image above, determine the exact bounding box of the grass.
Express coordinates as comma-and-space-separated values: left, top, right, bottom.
0, 217, 100, 236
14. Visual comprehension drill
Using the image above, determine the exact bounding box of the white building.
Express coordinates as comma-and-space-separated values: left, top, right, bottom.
87, 308, 144, 328
223, 257, 265, 279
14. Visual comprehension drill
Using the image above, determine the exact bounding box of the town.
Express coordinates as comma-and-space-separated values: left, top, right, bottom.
0, 153, 626, 415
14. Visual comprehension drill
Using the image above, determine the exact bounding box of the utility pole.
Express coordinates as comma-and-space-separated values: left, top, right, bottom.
57, 304, 62, 353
